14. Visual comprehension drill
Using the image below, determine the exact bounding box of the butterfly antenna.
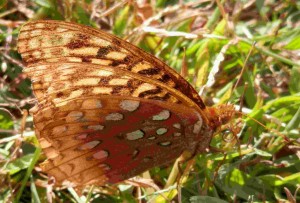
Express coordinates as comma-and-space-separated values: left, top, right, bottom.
228, 41, 291, 146
236, 111, 291, 143
238, 83, 248, 112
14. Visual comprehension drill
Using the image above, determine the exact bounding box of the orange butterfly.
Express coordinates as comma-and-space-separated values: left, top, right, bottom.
17, 20, 235, 186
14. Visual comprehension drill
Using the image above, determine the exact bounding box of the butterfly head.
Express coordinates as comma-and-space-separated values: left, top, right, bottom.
205, 104, 237, 131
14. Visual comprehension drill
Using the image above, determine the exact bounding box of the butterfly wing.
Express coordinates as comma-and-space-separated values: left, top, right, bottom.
25, 62, 211, 186
17, 20, 206, 109
33, 96, 211, 185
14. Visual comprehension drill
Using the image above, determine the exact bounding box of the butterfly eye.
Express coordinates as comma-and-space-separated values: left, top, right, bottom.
221, 129, 235, 142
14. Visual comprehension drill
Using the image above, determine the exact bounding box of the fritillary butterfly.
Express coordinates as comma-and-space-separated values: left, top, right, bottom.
17, 20, 235, 186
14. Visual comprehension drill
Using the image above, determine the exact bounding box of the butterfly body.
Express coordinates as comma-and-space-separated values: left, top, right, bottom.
18, 20, 232, 186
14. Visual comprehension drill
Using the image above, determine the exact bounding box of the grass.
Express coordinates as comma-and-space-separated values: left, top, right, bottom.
0, 0, 299, 202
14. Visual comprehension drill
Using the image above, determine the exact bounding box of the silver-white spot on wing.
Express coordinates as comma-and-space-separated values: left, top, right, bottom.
75, 133, 88, 140
156, 128, 168, 135
152, 110, 170, 121
66, 111, 83, 122
147, 136, 156, 140
99, 164, 111, 171
193, 119, 203, 134
132, 149, 139, 159
126, 130, 144, 140
52, 126, 67, 135
173, 123, 181, 129
158, 141, 172, 146
88, 125, 104, 131
105, 113, 124, 121
119, 100, 140, 111
78, 140, 101, 150
93, 150, 109, 160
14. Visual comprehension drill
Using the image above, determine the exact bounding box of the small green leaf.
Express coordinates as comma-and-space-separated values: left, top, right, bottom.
6, 154, 34, 175
0, 110, 13, 130
285, 106, 300, 131
284, 35, 300, 50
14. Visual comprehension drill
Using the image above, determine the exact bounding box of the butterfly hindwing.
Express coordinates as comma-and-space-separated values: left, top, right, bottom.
33, 96, 210, 185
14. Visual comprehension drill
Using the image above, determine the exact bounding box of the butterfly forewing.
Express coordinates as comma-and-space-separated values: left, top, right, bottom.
17, 20, 206, 109
17, 20, 214, 186
24, 63, 200, 111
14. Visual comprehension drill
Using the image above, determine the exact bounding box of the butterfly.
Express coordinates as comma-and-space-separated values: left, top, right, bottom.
17, 20, 236, 186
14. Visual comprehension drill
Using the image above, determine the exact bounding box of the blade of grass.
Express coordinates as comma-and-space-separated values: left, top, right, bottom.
68, 187, 84, 203
30, 176, 41, 203
14, 147, 41, 203
85, 185, 95, 203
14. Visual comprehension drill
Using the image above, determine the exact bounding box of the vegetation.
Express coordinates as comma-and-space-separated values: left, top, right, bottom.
0, 0, 299, 202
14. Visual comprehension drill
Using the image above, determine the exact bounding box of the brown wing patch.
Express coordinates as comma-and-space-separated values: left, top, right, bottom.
17, 20, 206, 109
